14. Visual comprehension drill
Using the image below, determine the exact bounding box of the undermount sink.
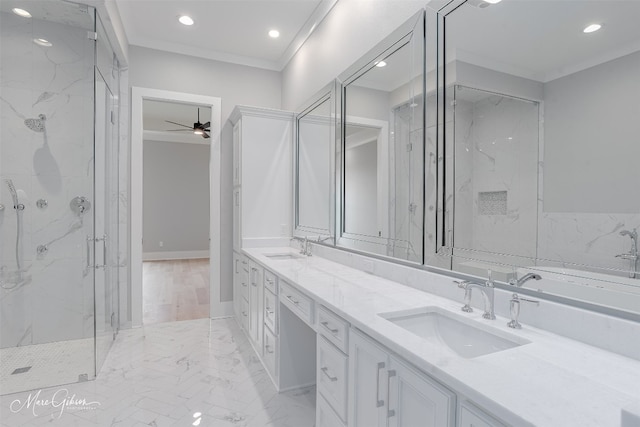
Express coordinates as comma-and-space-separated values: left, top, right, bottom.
379, 307, 530, 358
264, 253, 301, 260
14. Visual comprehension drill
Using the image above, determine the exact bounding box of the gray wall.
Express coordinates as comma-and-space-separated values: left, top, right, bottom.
130, 46, 282, 302
281, 0, 426, 110
543, 51, 640, 213
143, 140, 210, 253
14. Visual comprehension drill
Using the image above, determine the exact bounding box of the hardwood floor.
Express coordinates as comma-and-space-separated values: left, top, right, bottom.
142, 258, 210, 325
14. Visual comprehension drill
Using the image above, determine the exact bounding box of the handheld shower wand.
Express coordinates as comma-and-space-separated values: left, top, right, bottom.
2, 179, 26, 289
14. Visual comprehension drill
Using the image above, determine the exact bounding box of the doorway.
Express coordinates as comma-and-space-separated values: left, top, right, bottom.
131, 88, 230, 328
141, 100, 212, 324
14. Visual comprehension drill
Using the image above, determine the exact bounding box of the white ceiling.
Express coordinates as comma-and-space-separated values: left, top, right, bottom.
450, 0, 640, 82
115, 0, 337, 70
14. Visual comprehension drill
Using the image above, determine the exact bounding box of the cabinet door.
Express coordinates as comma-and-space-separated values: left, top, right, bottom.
233, 120, 241, 186
388, 357, 456, 427
233, 188, 241, 250
233, 252, 241, 321
348, 330, 389, 427
249, 263, 263, 349
459, 402, 506, 427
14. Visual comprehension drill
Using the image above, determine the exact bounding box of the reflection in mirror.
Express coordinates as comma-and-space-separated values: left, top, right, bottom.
442, 0, 640, 315
296, 94, 333, 239
339, 11, 425, 263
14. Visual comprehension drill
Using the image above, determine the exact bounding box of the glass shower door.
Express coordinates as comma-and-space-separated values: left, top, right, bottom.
94, 14, 119, 370
0, 1, 98, 395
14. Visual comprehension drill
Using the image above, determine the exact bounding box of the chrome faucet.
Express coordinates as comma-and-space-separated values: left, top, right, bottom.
509, 272, 542, 288
617, 228, 638, 279
507, 293, 539, 329
291, 236, 312, 256
455, 270, 496, 320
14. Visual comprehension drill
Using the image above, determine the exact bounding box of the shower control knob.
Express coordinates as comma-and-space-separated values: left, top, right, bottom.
70, 196, 91, 215
36, 199, 48, 209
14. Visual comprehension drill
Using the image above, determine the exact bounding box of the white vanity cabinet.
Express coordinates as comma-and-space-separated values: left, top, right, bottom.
316, 306, 350, 426
349, 329, 456, 427
248, 261, 263, 351
458, 401, 507, 427
229, 106, 293, 249
234, 254, 250, 331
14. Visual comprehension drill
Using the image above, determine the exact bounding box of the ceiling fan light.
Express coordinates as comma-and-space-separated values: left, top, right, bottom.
194, 128, 204, 135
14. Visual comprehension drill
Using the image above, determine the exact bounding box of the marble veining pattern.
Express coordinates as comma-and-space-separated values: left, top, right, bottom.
0, 318, 316, 426
1, 8, 96, 350
247, 246, 640, 427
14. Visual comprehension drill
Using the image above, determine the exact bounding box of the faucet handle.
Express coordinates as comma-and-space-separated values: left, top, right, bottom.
453, 280, 471, 289
507, 293, 539, 329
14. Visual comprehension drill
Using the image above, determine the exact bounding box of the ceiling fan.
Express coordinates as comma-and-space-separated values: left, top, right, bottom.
165, 108, 210, 139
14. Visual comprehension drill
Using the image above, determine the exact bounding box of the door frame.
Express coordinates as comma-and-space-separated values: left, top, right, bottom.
130, 87, 230, 327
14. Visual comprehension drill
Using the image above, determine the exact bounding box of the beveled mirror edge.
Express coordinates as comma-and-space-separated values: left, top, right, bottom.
336, 9, 427, 264
293, 79, 340, 243
430, 0, 640, 320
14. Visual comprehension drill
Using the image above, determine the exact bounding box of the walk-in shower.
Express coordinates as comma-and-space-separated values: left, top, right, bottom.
0, 1, 121, 396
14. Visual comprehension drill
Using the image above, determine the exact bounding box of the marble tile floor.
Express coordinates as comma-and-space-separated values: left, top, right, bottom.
0, 338, 95, 397
0, 318, 316, 427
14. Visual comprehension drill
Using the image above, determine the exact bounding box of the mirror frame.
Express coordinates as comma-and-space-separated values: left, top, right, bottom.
293, 80, 340, 242
335, 10, 427, 264
429, 0, 640, 321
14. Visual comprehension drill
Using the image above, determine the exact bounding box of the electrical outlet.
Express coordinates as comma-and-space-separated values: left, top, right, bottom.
159, 241, 163, 247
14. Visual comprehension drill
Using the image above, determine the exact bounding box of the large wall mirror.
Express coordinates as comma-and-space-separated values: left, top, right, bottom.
294, 81, 338, 241
439, 0, 640, 315
337, 11, 426, 264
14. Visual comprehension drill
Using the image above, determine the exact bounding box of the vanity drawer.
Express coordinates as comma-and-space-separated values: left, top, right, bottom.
459, 401, 507, 427
317, 305, 349, 354
264, 288, 278, 334
317, 336, 348, 422
240, 297, 249, 331
280, 281, 314, 326
317, 393, 346, 427
263, 269, 278, 294
263, 325, 278, 378
240, 259, 249, 301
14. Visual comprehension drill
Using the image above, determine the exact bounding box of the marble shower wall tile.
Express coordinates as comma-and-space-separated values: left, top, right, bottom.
454, 88, 539, 261
537, 213, 640, 274
1, 9, 95, 348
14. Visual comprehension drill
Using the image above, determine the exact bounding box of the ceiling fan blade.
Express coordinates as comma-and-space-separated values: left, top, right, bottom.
202, 121, 210, 128
202, 132, 210, 139
165, 129, 192, 132
165, 120, 192, 128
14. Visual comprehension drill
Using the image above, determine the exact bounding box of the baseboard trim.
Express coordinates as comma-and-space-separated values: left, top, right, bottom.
143, 250, 210, 261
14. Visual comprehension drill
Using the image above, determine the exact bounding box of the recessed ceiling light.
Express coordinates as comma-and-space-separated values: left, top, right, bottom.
583, 24, 602, 33
268, 30, 280, 38
483, 0, 502, 4
179, 15, 194, 26
33, 38, 52, 47
375, 61, 387, 68
12, 8, 32, 18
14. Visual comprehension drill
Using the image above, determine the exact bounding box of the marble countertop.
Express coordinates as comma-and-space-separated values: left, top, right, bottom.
244, 247, 640, 427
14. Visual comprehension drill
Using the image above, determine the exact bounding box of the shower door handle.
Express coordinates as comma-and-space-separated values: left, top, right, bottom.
95, 235, 107, 269
88, 235, 108, 269
86, 236, 93, 268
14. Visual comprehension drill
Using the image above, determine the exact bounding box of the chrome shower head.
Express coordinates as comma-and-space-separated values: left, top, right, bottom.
24, 114, 46, 132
